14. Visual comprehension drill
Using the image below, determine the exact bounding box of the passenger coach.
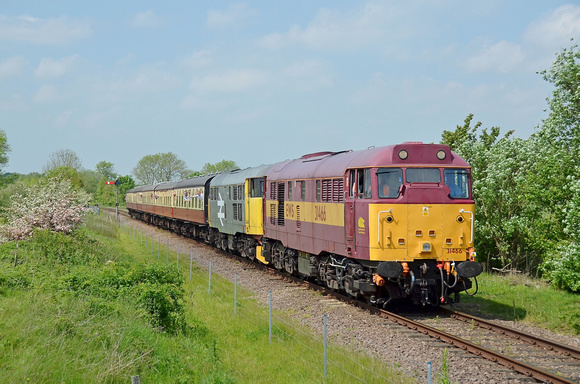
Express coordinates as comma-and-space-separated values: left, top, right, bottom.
126, 175, 214, 242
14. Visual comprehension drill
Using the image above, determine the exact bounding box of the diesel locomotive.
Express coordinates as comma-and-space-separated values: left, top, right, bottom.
126, 142, 482, 306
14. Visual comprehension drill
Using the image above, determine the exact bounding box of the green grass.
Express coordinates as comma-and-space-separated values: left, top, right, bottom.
0, 213, 414, 384
123, 221, 411, 384
0, 215, 233, 383
454, 272, 580, 335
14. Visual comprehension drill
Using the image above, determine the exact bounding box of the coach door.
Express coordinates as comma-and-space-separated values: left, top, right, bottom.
344, 170, 355, 254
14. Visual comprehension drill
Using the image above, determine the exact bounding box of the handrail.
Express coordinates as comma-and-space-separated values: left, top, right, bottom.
377, 210, 392, 245
459, 209, 473, 244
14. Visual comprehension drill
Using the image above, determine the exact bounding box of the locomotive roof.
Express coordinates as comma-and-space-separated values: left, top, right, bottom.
266, 143, 469, 180
210, 164, 273, 187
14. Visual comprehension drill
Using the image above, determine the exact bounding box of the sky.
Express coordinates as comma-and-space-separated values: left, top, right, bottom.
1, 1, 579, 178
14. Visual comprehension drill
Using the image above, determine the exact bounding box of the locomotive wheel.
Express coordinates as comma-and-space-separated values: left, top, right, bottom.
284, 255, 297, 275
273, 243, 285, 270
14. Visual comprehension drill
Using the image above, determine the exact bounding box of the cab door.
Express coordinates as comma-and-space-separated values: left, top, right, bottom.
245, 177, 265, 235
344, 170, 355, 254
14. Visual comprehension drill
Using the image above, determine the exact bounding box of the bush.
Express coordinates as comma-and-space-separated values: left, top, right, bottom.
541, 242, 580, 293
63, 262, 187, 334
33, 229, 106, 265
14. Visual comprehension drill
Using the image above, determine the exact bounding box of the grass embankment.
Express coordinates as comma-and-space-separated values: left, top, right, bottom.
0, 214, 411, 383
455, 272, 580, 335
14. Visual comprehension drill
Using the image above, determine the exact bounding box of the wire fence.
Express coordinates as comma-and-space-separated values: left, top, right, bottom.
115, 217, 448, 383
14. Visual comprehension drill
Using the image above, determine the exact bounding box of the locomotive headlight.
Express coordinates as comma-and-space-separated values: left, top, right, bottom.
436, 150, 447, 160
421, 242, 432, 253
398, 149, 408, 160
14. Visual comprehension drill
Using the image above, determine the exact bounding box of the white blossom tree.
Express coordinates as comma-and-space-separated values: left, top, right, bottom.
1, 176, 91, 265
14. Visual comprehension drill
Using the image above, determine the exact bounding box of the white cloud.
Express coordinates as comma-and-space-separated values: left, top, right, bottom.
282, 60, 333, 91
259, 4, 395, 50
525, 5, 580, 48
190, 69, 267, 93
0, 15, 92, 45
349, 72, 390, 105
0, 94, 26, 111
33, 84, 60, 104
55, 110, 76, 127
93, 64, 181, 103
129, 10, 165, 28
182, 50, 213, 70
0, 56, 28, 78
462, 41, 525, 74
206, 3, 257, 29
35, 55, 79, 79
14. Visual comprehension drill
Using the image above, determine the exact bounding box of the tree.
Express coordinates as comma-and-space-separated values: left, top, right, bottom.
0, 175, 91, 264
190, 160, 239, 177
93, 161, 118, 205
536, 41, 580, 291
538, 39, 580, 153
79, 169, 101, 197
43, 149, 82, 172
132, 152, 190, 185
441, 42, 580, 287
0, 129, 10, 173
95, 161, 117, 181
441, 115, 537, 271
45, 166, 84, 190
117, 175, 136, 203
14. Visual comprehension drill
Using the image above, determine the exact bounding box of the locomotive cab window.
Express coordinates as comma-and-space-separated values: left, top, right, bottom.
444, 169, 470, 199
377, 168, 402, 198
357, 169, 372, 199
249, 178, 263, 198
406, 168, 441, 183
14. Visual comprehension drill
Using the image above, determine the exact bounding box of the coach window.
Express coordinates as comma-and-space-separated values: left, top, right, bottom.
288, 181, 292, 200
316, 180, 321, 202
377, 168, 402, 198
444, 169, 470, 199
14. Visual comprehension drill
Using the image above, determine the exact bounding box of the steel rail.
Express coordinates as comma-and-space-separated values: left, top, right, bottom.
350, 299, 576, 384
440, 308, 580, 360
292, 280, 577, 384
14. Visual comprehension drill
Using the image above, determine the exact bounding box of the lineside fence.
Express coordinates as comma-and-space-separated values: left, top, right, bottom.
113, 216, 448, 384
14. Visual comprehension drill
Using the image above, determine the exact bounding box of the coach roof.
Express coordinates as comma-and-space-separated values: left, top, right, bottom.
174, 175, 214, 189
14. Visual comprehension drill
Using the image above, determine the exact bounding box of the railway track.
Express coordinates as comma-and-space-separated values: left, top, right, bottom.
289, 276, 580, 384
106, 207, 580, 383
